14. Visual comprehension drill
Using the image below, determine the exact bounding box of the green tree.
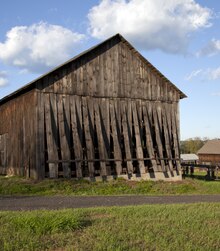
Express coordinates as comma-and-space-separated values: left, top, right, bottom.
180, 137, 208, 154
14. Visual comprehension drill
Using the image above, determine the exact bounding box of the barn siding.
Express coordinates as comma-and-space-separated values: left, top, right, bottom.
198, 154, 220, 164
0, 90, 38, 178
37, 40, 180, 102
37, 93, 180, 178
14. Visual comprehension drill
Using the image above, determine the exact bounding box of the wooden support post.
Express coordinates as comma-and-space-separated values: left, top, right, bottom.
44, 93, 58, 178
70, 95, 83, 178
100, 99, 111, 175
142, 104, 158, 172
94, 100, 107, 176
36, 91, 45, 179
82, 97, 95, 177
132, 101, 145, 174
162, 103, 174, 172
171, 103, 181, 171
57, 94, 71, 178
109, 100, 122, 175
152, 102, 166, 172
121, 101, 133, 174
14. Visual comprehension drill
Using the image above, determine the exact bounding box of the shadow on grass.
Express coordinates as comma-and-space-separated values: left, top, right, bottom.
183, 173, 219, 181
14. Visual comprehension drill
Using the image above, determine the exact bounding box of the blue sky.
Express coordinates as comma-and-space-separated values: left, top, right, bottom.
0, 0, 220, 140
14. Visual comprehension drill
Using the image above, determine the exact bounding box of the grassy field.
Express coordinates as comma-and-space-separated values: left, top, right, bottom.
0, 203, 219, 251
0, 173, 219, 196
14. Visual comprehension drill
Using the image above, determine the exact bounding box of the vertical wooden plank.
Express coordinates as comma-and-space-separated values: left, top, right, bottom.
0, 134, 7, 174
104, 43, 109, 97
100, 99, 110, 156
99, 52, 105, 97
127, 99, 133, 158
87, 97, 96, 177
171, 102, 181, 171
70, 62, 77, 94
94, 99, 107, 176
118, 42, 123, 97
121, 101, 133, 174
70, 95, 83, 178
82, 97, 95, 177
57, 94, 71, 178
132, 101, 145, 174
78, 59, 84, 96
109, 100, 122, 175
94, 53, 100, 96
162, 103, 174, 172
142, 103, 158, 172
125, 44, 132, 97
44, 93, 59, 178
111, 43, 118, 97
121, 43, 128, 97
36, 91, 45, 179
152, 102, 166, 172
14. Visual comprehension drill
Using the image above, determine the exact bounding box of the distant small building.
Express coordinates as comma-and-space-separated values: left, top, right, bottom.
180, 154, 199, 165
197, 140, 220, 164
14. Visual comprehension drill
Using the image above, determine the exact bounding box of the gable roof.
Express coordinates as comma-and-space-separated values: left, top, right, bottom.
197, 140, 220, 155
0, 33, 187, 105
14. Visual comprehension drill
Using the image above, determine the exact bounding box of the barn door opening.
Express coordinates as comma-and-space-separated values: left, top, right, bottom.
0, 133, 8, 175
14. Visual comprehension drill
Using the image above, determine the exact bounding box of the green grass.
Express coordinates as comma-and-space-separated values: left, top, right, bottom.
0, 203, 220, 250
0, 175, 220, 196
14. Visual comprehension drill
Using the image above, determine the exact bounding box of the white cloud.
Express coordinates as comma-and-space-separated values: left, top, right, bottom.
185, 69, 202, 80
198, 39, 220, 57
211, 92, 220, 96
207, 67, 220, 80
0, 22, 85, 73
186, 67, 220, 81
88, 0, 212, 53
0, 71, 9, 87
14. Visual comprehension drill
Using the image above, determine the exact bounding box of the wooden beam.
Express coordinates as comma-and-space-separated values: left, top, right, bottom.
142, 103, 158, 172
57, 94, 71, 178
44, 93, 58, 178
82, 97, 95, 177
70, 95, 83, 178
132, 101, 145, 174
94, 99, 107, 176
109, 100, 122, 175
121, 101, 133, 174
152, 102, 166, 172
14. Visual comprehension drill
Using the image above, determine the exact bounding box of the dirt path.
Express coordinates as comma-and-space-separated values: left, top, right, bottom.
0, 194, 220, 211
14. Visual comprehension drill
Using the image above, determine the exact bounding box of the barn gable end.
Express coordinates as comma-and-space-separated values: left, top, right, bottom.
0, 34, 186, 180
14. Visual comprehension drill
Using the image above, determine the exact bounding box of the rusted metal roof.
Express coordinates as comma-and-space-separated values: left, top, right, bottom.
197, 140, 220, 155
0, 33, 187, 105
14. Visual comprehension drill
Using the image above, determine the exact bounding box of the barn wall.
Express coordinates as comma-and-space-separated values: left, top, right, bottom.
33, 38, 182, 179
0, 36, 184, 180
37, 40, 180, 102
198, 154, 220, 164
0, 90, 38, 178
38, 93, 181, 179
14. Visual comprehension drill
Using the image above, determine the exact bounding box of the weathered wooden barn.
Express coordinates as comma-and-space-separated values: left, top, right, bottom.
198, 140, 220, 164
0, 34, 186, 180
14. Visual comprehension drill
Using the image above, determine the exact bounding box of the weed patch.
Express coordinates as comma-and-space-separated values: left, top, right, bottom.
0, 175, 219, 196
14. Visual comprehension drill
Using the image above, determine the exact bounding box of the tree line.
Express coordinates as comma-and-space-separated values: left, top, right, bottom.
180, 137, 209, 154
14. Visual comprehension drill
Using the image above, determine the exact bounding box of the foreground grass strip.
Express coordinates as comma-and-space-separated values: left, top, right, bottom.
0, 203, 220, 251
0, 175, 220, 196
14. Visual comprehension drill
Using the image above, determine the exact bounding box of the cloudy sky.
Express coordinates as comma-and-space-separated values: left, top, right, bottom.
0, 0, 219, 140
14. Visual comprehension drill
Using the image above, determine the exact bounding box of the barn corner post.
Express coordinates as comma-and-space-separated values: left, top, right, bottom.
0, 33, 186, 181
35, 89, 45, 180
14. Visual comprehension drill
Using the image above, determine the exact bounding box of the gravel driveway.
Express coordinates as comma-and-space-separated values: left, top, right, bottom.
0, 194, 219, 211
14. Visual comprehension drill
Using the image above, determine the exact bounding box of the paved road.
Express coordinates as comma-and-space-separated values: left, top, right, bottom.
0, 195, 220, 211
